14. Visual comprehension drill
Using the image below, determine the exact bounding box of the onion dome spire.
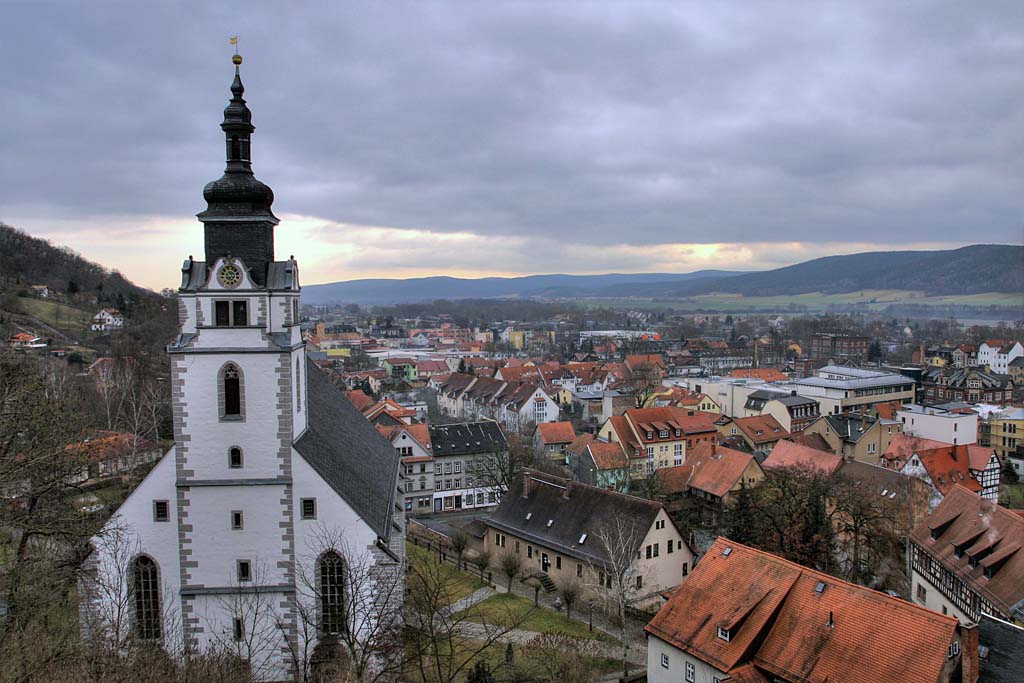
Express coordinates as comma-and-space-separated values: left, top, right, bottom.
198, 52, 279, 286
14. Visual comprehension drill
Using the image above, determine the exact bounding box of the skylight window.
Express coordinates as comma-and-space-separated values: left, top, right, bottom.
814, 581, 826, 594
525, 513, 532, 521
546, 519, 553, 528
578, 533, 588, 544
722, 547, 732, 557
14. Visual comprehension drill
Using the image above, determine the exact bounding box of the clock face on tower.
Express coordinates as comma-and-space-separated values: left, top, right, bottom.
218, 264, 241, 288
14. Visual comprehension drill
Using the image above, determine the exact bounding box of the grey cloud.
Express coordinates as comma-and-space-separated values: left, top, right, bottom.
1, 1, 1021, 253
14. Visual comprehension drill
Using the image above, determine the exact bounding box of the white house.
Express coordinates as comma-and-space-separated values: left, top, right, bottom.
80, 60, 404, 681
978, 340, 1023, 374
897, 403, 978, 445
91, 308, 125, 331
499, 384, 560, 431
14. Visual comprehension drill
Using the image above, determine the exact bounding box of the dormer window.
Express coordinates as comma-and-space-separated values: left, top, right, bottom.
717, 626, 731, 642
659, 430, 669, 438
647, 431, 653, 439
214, 300, 248, 327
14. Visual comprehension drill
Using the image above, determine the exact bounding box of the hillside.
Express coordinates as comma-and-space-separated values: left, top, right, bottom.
0, 223, 152, 302
615, 245, 1024, 298
301, 270, 740, 305
302, 244, 1022, 306
0, 222, 175, 354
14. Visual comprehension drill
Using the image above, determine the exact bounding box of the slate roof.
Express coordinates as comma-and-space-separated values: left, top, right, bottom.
485, 470, 673, 567
911, 485, 1024, 621
294, 359, 401, 541
428, 421, 507, 457
978, 614, 1024, 683
646, 538, 960, 683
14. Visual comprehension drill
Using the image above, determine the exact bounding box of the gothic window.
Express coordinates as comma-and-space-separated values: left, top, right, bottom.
221, 363, 243, 419
131, 555, 161, 640
319, 551, 345, 636
229, 446, 243, 468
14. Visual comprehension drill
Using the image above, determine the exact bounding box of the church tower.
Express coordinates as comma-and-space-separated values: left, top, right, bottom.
171, 52, 306, 664
83, 54, 403, 683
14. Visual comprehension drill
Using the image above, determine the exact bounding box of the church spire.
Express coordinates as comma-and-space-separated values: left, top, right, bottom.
198, 52, 278, 286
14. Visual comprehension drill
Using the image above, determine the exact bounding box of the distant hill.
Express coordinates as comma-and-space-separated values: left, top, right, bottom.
303, 244, 1022, 305
610, 244, 1024, 298
301, 270, 741, 305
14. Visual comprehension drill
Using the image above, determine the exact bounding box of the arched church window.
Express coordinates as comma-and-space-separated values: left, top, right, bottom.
230, 135, 240, 160
229, 446, 243, 468
319, 551, 345, 636
132, 555, 161, 640
223, 363, 242, 418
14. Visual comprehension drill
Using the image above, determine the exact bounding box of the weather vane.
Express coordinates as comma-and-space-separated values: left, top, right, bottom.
230, 36, 241, 66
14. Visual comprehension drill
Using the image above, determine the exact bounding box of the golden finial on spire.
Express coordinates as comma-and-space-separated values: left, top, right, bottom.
230, 36, 242, 65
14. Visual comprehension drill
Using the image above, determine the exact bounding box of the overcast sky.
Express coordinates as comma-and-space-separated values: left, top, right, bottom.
2, 2, 1022, 290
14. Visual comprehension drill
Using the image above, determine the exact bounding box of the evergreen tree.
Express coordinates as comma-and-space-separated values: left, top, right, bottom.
457, 359, 468, 374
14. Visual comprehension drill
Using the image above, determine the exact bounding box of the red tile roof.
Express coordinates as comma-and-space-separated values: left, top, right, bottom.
906, 445, 984, 496
656, 464, 695, 495
730, 415, 790, 445
344, 390, 375, 412
785, 432, 834, 453
686, 442, 763, 499
883, 433, 950, 467
536, 421, 576, 445
586, 441, 629, 470
764, 439, 843, 475
646, 538, 960, 683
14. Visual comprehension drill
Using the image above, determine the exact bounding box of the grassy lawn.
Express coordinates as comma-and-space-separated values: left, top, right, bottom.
465, 592, 614, 642
12, 297, 94, 338
406, 541, 486, 603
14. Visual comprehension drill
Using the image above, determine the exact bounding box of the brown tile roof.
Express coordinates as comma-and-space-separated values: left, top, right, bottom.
873, 400, 903, 421
656, 464, 695, 495
730, 415, 790, 445
625, 353, 666, 370
586, 441, 629, 470
344, 390, 374, 412
785, 431, 834, 453
624, 407, 718, 444
565, 433, 595, 458
646, 538, 960, 683
536, 421, 576, 445
911, 485, 1024, 620
883, 433, 950, 467
686, 442, 762, 499
764, 439, 843, 476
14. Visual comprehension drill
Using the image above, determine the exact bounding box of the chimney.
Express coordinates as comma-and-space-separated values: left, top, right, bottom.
563, 481, 574, 500
522, 470, 534, 498
827, 611, 834, 629
791, 390, 797, 397
961, 624, 979, 683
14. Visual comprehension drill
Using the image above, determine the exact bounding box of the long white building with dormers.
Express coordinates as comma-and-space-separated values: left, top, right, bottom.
80, 56, 403, 681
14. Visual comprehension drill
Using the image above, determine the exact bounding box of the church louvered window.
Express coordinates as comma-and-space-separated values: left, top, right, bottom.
224, 364, 241, 416
132, 555, 161, 640
319, 551, 345, 636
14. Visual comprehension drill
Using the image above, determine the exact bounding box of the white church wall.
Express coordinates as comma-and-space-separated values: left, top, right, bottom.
179, 352, 289, 481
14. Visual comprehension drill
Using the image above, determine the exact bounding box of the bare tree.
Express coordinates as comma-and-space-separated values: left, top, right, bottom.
472, 549, 492, 582
450, 530, 469, 571
589, 516, 650, 675
405, 547, 531, 683
498, 551, 523, 592
556, 576, 581, 621
205, 560, 287, 681
289, 524, 404, 683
